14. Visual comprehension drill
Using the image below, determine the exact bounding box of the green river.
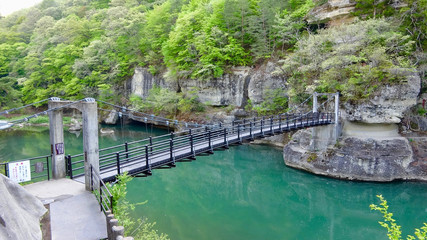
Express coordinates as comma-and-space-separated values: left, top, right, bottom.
0, 123, 426, 240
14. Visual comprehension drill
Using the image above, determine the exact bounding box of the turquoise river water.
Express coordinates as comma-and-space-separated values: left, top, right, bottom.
0, 123, 426, 240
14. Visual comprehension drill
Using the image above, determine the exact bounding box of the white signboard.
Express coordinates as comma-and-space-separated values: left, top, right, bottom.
8, 161, 31, 183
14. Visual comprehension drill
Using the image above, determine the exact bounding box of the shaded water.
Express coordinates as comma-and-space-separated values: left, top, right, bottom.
0, 124, 426, 239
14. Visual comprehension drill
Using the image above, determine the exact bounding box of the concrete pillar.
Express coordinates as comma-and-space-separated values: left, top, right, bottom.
312, 92, 318, 113
48, 100, 66, 179
334, 92, 339, 124
334, 92, 340, 139
112, 226, 124, 240
82, 100, 100, 191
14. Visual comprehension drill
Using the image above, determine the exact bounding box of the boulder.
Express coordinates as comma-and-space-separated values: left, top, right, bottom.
283, 128, 427, 181
103, 109, 119, 125
0, 174, 47, 240
68, 117, 82, 131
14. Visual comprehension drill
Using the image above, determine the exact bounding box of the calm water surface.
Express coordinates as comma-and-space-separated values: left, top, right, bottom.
0, 123, 426, 240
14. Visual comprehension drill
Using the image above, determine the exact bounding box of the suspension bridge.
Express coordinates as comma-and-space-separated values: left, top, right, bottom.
0, 92, 339, 192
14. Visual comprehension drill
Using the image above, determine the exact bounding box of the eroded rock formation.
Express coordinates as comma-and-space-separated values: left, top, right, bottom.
0, 174, 47, 240
283, 128, 427, 181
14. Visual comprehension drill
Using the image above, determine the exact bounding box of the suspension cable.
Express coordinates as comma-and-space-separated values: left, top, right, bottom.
0, 98, 50, 116
9, 99, 85, 124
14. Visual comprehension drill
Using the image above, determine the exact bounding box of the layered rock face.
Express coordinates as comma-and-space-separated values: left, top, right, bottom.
307, 0, 356, 26
0, 174, 47, 240
342, 72, 421, 124
283, 128, 427, 181
130, 63, 286, 107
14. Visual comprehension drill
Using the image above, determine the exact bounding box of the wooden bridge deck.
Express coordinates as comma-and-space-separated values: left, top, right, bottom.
72, 113, 333, 183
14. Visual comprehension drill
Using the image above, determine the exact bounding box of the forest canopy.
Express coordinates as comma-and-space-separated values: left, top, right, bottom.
0, 0, 425, 109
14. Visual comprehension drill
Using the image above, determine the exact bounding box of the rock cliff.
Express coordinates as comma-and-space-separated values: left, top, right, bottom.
307, 0, 356, 26
283, 128, 427, 181
130, 63, 286, 107
0, 174, 47, 240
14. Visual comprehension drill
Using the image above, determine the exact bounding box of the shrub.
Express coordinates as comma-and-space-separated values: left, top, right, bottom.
370, 195, 427, 240
278, 19, 416, 102
108, 173, 169, 240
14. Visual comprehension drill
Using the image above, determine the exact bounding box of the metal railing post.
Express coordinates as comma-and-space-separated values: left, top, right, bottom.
260, 119, 264, 136
46, 156, 50, 180
110, 195, 114, 214
145, 145, 151, 172
67, 155, 73, 179
99, 180, 102, 212
90, 165, 94, 191
170, 139, 175, 163
124, 142, 128, 159
116, 152, 120, 175
223, 128, 228, 147
279, 115, 282, 131
300, 113, 303, 127
149, 136, 153, 153
250, 122, 253, 140
237, 124, 241, 143
190, 130, 195, 156
270, 117, 273, 134
208, 131, 212, 150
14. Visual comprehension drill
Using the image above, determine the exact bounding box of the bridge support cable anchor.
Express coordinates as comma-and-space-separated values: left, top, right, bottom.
145, 146, 152, 175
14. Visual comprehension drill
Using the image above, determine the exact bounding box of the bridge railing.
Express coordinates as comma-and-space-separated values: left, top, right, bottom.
67, 111, 334, 180
1, 155, 50, 183
90, 164, 113, 214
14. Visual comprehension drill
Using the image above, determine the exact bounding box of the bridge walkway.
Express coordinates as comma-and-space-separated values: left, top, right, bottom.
72, 112, 333, 183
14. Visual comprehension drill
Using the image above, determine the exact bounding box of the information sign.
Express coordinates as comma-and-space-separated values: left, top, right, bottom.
55, 143, 64, 155
8, 161, 31, 183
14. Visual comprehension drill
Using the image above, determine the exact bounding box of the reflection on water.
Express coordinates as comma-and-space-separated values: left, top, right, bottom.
1, 125, 426, 240
0, 123, 168, 162
128, 144, 427, 240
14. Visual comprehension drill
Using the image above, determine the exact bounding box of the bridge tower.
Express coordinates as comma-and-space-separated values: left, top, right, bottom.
48, 98, 99, 191
311, 92, 340, 150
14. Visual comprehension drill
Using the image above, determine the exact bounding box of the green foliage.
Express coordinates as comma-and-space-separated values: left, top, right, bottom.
370, 195, 427, 240
417, 107, 427, 116
252, 88, 288, 115
108, 173, 169, 240
279, 19, 416, 101
130, 86, 205, 118
353, 0, 396, 19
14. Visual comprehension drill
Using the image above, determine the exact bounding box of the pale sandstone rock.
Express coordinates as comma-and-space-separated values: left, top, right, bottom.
0, 174, 47, 240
